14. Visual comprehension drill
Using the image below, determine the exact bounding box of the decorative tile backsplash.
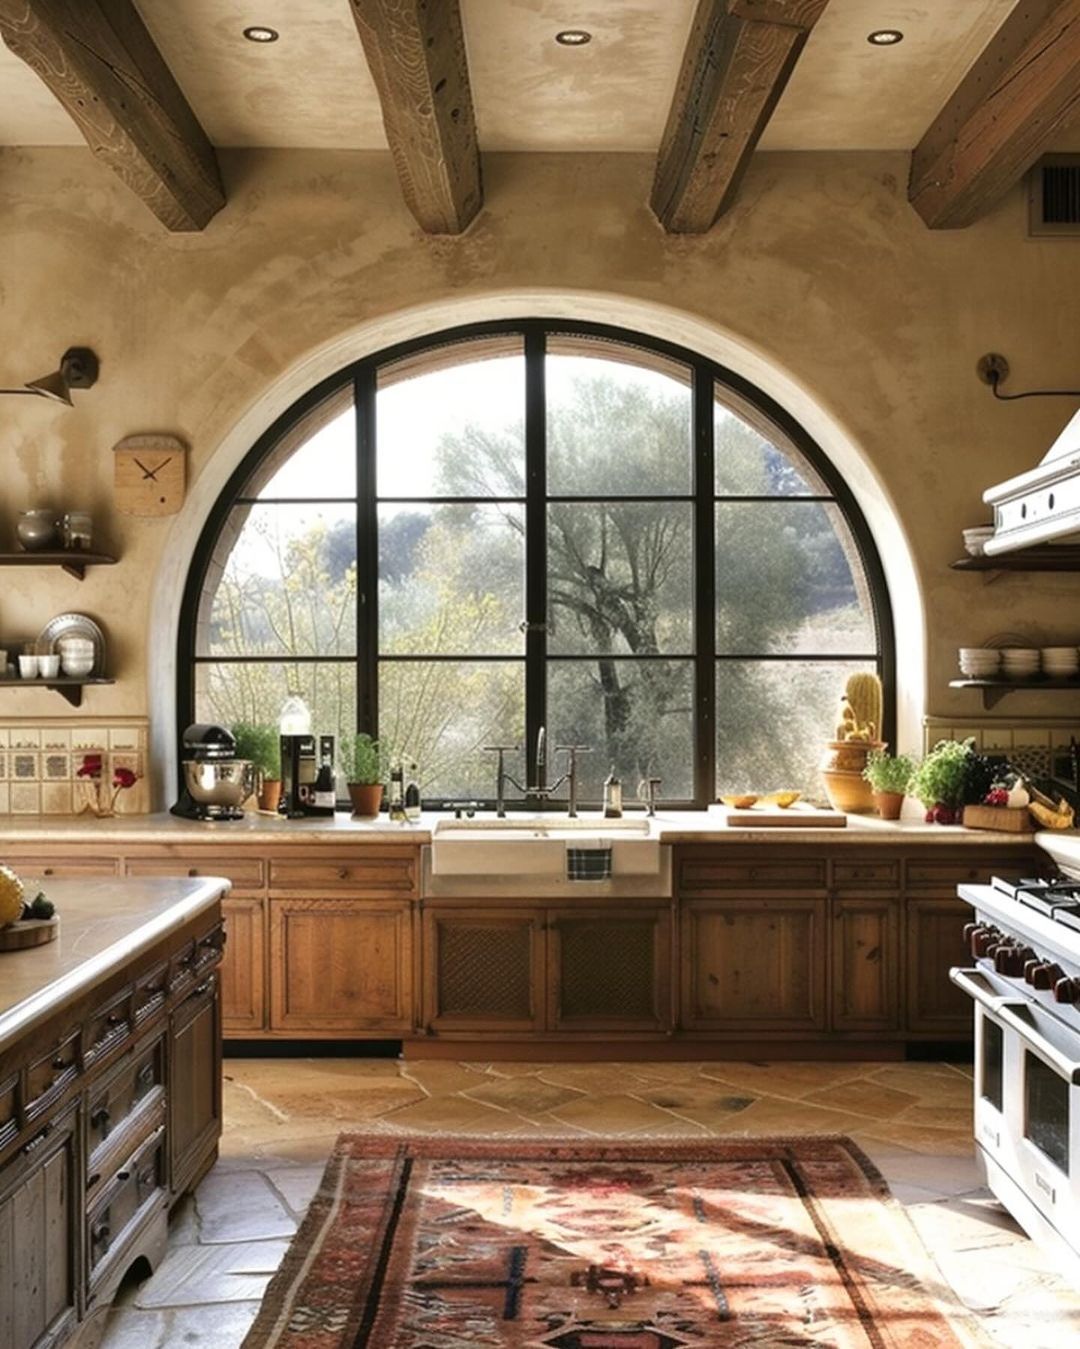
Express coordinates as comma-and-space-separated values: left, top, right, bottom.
0, 718, 150, 815
923, 715, 1077, 780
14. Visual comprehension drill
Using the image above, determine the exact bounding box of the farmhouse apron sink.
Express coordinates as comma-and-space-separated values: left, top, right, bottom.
430, 815, 661, 878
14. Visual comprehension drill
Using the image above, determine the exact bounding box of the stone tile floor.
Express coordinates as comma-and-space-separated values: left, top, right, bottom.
99, 1057, 1080, 1348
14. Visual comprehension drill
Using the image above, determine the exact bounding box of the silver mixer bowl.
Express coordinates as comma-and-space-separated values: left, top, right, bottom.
183, 759, 255, 807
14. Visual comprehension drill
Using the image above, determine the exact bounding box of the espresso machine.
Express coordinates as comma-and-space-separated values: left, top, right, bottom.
280, 732, 336, 817
171, 723, 255, 821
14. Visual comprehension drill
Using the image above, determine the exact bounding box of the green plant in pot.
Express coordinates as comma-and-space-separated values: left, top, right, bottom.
909, 739, 974, 825
231, 723, 282, 812
343, 733, 384, 817
862, 750, 915, 820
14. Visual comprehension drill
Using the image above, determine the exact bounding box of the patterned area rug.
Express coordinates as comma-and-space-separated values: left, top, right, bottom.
242, 1135, 985, 1348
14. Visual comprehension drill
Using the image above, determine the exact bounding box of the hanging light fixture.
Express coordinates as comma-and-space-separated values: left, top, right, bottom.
0, 348, 99, 406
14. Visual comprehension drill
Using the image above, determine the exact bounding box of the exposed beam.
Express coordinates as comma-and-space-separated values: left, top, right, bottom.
348, 0, 481, 235
651, 0, 830, 234
910, 0, 1080, 229
0, 0, 223, 231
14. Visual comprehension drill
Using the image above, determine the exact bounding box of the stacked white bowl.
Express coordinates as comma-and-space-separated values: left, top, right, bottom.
1001, 647, 1040, 680
958, 648, 1001, 679
58, 636, 95, 677
1041, 646, 1080, 680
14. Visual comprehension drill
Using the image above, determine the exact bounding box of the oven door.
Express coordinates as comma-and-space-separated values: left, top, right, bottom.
953, 966, 1080, 1243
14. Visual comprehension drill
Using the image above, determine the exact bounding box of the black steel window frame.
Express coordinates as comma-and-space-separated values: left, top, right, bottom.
177, 318, 895, 807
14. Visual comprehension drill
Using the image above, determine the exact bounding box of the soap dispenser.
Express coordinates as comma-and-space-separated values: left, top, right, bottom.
603, 765, 623, 819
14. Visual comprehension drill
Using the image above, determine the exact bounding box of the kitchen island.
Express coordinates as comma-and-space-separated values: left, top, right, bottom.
0, 813, 1043, 1061
0, 876, 226, 1349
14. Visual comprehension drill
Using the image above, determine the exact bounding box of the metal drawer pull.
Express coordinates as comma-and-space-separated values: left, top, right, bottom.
21, 1124, 52, 1154
106, 1012, 124, 1027
137, 1063, 155, 1088
51, 1055, 69, 1070
91, 1221, 110, 1247
115, 1169, 130, 1182
337, 868, 349, 880
136, 1166, 155, 1194
90, 1106, 110, 1130
188, 868, 199, 877
193, 980, 211, 997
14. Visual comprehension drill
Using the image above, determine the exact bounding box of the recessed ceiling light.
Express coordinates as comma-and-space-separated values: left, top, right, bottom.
243, 25, 279, 43
867, 29, 903, 46
555, 30, 591, 46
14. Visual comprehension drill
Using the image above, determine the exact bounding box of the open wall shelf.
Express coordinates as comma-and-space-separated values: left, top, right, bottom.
0, 552, 117, 581
951, 547, 1080, 574
949, 677, 1080, 709
0, 677, 115, 708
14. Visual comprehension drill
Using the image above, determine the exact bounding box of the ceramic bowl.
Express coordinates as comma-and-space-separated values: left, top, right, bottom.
60, 655, 94, 677
719, 793, 759, 809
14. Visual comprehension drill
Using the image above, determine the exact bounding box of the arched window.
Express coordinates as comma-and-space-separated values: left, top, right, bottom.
179, 321, 893, 807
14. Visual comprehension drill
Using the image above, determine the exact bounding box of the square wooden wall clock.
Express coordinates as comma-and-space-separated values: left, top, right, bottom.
114, 434, 187, 516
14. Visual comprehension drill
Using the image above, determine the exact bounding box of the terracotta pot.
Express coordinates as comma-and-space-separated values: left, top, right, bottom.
872, 789, 905, 820
348, 782, 383, 817
819, 739, 885, 775
257, 778, 283, 813
820, 767, 875, 814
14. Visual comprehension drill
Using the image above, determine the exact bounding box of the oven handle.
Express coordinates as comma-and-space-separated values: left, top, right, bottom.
949, 966, 1027, 1012
995, 1003, 1080, 1085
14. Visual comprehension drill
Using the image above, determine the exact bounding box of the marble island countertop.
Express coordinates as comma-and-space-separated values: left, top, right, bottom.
0, 875, 227, 1055
0, 808, 1046, 847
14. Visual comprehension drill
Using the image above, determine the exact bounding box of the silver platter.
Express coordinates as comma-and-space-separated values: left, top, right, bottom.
37, 612, 106, 677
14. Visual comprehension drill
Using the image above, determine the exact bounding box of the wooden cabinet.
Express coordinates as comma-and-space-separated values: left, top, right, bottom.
220, 897, 267, 1033
680, 897, 825, 1032
169, 974, 221, 1198
0, 1109, 78, 1349
548, 908, 671, 1033
269, 898, 413, 1034
422, 908, 545, 1034
830, 897, 899, 1031
906, 896, 973, 1034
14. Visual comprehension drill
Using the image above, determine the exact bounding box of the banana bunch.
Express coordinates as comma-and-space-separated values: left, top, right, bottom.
1028, 784, 1076, 830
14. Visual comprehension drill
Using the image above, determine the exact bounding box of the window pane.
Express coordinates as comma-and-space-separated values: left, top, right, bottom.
714, 393, 821, 497
245, 391, 356, 499
194, 661, 356, 754
379, 660, 523, 798
548, 502, 693, 655
199, 504, 356, 657
715, 502, 875, 655
548, 659, 694, 802
376, 342, 525, 498
716, 660, 868, 799
547, 338, 692, 495
379, 503, 524, 656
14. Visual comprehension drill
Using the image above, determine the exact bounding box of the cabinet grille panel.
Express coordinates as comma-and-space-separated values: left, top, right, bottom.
438, 923, 532, 1018
559, 920, 655, 1019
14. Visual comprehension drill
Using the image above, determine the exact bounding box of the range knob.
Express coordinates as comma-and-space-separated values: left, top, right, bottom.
972, 927, 1000, 958
995, 946, 1026, 978
1033, 963, 1065, 991
1054, 976, 1079, 1005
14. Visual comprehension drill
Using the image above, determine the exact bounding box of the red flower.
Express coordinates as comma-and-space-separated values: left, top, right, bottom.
77, 753, 103, 779
113, 767, 137, 790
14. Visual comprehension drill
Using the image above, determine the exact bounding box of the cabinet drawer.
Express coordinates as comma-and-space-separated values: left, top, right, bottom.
904, 858, 1030, 887
134, 961, 168, 1028
87, 1126, 166, 1284
7, 854, 119, 878
25, 1031, 80, 1121
83, 987, 133, 1070
0, 1073, 17, 1157
831, 860, 899, 889
87, 1038, 164, 1172
679, 858, 826, 891
123, 857, 264, 892
269, 853, 417, 894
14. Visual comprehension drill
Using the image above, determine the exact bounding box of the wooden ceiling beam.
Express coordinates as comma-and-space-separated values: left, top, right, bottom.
0, 0, 223, 232
651, 0, 830, 234
348, 0, 481, 235
910, 0, 1080, 229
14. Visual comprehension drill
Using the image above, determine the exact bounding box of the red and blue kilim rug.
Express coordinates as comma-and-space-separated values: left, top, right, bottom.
242, 1134, 985, 1348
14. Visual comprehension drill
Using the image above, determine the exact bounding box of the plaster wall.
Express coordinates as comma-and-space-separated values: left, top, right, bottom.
0, 147, 1077, 802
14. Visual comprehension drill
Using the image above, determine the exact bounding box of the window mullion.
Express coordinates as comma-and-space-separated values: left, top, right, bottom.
524, 326, 547, 789
694, 367, 716, 808
356, 365, 378, 734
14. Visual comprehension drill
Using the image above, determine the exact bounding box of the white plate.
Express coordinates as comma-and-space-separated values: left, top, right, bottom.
37, 613, 105, 678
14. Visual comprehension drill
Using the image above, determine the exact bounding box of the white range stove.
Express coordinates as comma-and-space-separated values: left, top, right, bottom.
953, 868, 1080, 1282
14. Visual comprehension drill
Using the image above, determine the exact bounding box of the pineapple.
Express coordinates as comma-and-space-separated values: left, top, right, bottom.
0, 865, 25, 926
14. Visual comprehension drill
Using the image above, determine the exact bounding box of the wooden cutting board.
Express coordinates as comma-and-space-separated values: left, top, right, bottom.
0, 917, 59, 950
721, 806, 847, 828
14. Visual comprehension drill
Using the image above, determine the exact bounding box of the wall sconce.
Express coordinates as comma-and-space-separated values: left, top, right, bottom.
0, 347, 99, 406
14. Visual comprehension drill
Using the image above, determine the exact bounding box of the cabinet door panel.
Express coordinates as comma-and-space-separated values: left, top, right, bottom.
548, 909, 671, 1033
906, 897, 972, 1035
423, 909, 544, 1034
270, 899, 412, 1032
681, 899, 825, 1031
169, 977, 221, 1197
221, 897, 267, 1033
831, 898, 899, 1031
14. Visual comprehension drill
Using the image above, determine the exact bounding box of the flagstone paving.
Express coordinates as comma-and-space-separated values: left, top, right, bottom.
96, 1057, 1080, 1349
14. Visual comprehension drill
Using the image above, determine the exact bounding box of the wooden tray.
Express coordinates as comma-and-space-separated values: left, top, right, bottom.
0, 917, 59, 950
962, 805, 1033, 834
722, 806, 847, 828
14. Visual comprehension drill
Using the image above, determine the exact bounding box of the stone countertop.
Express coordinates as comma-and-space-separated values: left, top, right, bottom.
0, 809, 1045, 847
0, 876, 228, 1056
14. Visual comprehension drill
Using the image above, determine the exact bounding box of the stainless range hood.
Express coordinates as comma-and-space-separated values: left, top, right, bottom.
983, 407, 1080, 554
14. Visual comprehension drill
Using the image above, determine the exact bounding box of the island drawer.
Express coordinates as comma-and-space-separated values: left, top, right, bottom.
133, 961, 168, 1028
123, 857, 264, 893
83, 987, 133, 1070
0, 1073, 17, 1157
87, 1038, 164, 1169
269, 852, 417, 894
87, 1125, 166, 1284
25, 1030, 80, 1121
831, 860, 900, 889
678, 858, 827, 891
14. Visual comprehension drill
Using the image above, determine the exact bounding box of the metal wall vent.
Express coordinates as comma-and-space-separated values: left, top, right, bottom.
1028, 155, 1080, 237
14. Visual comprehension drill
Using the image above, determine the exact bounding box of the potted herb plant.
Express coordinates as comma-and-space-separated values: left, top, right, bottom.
343, 733, 383, 817
232, 723, 282, 813
909, 739, 974, 825
862, 749, 914, 820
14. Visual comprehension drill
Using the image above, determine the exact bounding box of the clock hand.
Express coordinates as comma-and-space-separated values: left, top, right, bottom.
132, 456, 160, 481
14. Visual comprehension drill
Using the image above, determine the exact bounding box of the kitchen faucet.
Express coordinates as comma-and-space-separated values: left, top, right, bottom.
484, 728, 591, 816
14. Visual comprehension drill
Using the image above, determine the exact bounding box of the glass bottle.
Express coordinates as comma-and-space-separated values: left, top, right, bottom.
279, 695, 311, 736
404, 760, 421, 821
388, 757, 407, 822
603, 765, 623, 819
313, 754, 336, 813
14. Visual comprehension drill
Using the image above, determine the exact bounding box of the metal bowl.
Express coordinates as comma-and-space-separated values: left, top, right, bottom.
182, 759, 255, 807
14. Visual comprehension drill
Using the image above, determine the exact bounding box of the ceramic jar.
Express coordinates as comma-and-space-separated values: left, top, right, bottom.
16, 510, 58, 551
